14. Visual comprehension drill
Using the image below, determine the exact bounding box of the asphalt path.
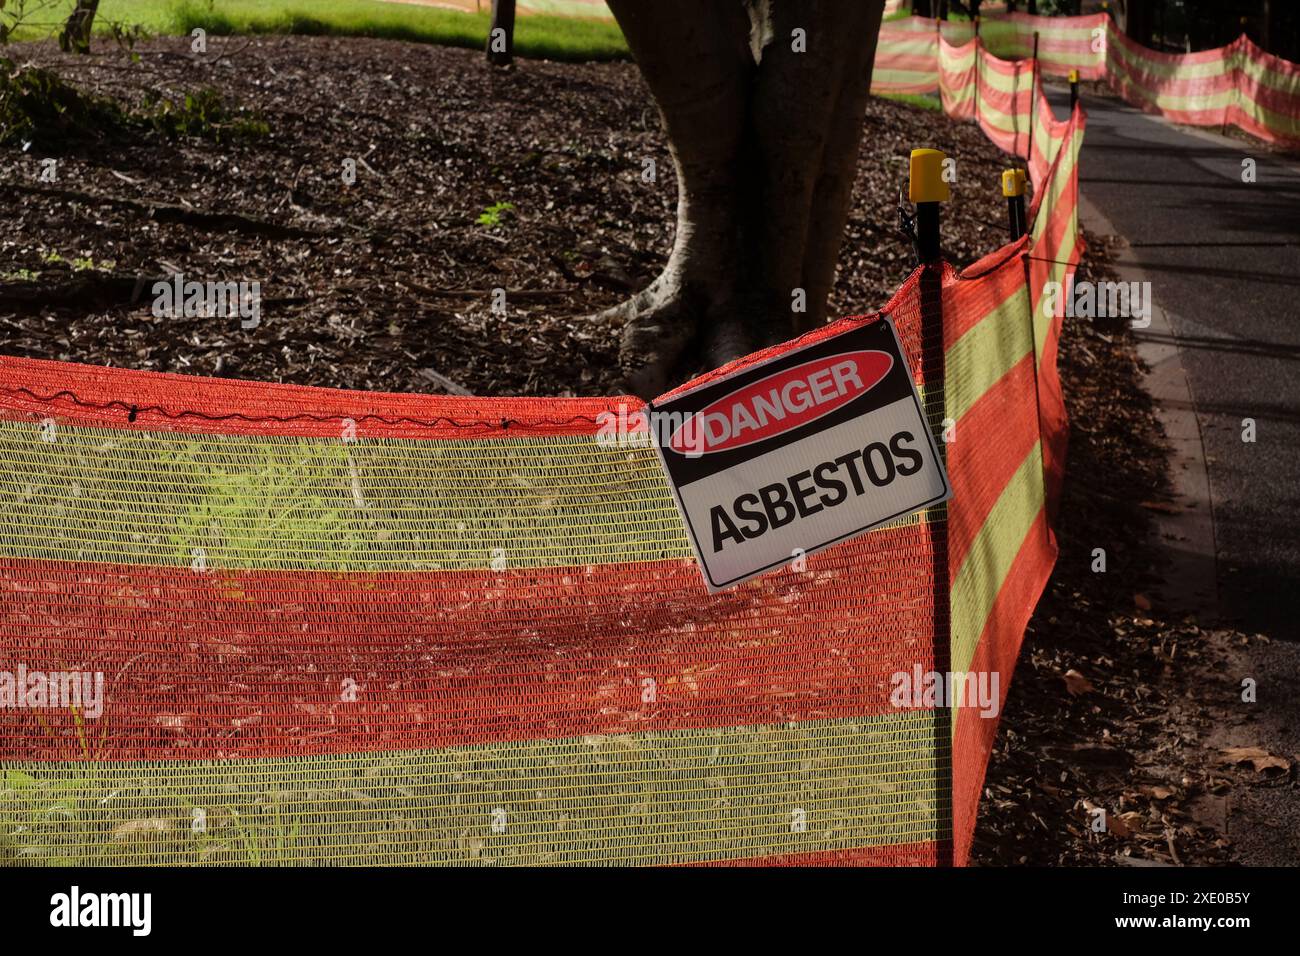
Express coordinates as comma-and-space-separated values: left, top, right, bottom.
1048, 86, 1300, 638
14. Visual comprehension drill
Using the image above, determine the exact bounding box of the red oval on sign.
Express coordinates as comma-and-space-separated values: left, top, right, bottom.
668, 349, 893, 456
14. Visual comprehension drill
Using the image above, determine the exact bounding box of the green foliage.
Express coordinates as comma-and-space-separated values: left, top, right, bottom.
476, 200, 514, 229
0, 56, 129, 147
1036, 1, 1085, 14
164, 439, 369, 572
140, 86, 270, 141
0, 55, 268, 148
0, 766, 307, 866
877, 92, 943, 112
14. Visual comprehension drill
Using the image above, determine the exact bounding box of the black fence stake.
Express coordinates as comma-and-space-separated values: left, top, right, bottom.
1069, 68, 1080, 111
1027, 32, 1040, 164
908, 147, 953, 867
486, 0, 516, 67
1003, 168, 1028, 240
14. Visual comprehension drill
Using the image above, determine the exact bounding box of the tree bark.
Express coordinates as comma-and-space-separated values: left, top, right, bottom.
486, 0, 516, 67
605, 0, 887, 397
59, 0, 100, 54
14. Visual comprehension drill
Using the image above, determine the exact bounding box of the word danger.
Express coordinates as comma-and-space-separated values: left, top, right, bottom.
709, 430, 922, 551
668, 351, 891, 457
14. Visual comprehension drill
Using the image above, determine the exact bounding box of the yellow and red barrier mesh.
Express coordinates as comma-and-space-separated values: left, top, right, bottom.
932, 44, 1082, 861
874, 11, 1300, 147
0, 31, 1085, 868
0, 333, 952, 866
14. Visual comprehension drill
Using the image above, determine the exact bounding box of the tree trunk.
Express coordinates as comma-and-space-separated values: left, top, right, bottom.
605, 0, 887, 397
486, 0, 516, 67
913, 0, 933, 20
59, 0, 100, 54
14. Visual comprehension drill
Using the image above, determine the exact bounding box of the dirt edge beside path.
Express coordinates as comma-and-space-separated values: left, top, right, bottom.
971, 228, 1292, 867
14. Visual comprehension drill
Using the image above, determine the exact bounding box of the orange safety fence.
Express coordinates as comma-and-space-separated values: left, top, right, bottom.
0, 37, 1080, 868
874, 11, 1300, 147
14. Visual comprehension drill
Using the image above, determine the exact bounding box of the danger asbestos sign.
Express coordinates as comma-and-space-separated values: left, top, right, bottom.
650, 316, 951, 592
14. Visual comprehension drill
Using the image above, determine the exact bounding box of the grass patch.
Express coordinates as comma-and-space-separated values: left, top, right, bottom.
877, 91, 943, 112
5, 0, 631, 61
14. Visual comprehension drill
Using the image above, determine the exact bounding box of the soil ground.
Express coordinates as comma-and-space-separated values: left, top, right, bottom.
970, 233, 1268, 866
1, 35, 1009, 395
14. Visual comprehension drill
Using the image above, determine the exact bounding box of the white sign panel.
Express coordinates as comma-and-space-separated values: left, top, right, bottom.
649, 316, 951, 592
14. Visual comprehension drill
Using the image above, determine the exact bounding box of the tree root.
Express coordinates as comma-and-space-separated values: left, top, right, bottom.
616, 292, 701, 399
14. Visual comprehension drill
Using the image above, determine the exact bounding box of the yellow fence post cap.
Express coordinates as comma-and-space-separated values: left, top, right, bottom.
1001, 168, 1027, 198
909, 148, 950, 203
1068, 69, 1080, 83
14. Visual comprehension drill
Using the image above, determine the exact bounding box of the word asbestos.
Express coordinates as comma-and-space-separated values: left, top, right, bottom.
708, 430, 924, 552
50, 886, 152, 936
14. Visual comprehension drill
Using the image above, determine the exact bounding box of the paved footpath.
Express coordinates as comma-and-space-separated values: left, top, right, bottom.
1046, 86, 1300, 865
